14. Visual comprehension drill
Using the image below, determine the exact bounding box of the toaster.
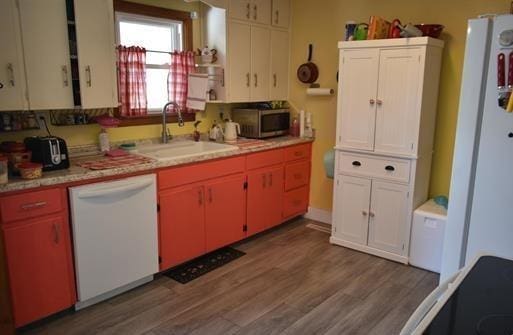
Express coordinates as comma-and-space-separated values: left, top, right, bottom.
24, 136, 70, 171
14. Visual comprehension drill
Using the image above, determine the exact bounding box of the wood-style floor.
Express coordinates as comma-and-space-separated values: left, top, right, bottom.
22, 218, 438, 335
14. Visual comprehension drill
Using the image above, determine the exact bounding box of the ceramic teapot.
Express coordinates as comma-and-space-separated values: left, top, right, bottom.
198, 46, 218, 64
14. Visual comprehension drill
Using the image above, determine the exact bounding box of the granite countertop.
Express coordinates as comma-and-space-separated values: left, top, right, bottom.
0, 136, 314, 194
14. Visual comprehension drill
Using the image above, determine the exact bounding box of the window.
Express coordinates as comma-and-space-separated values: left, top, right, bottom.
113, 0, 194, 124
116, 13, 183, 111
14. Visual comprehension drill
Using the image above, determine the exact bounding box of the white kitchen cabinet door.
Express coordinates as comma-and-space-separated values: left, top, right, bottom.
229, 0, 251, 21
333, 175, 371, 245
250, 25, 271, 101
251, 0, 271, 25
228, 21, 251, 102
0, 0, 28, 111
74, 0, 118, 108
368, 180, 409, 255
271, 0, 290, 28
374, 48, 422, 155
337, 49, 379, 151
18, 0, 73, 110
270, 30, 289, 100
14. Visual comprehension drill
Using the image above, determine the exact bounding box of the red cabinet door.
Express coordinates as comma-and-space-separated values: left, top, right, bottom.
204, 174, 246, 252
3, 215, 76, 327
247, 165, 284, 235
159, 185, 206, 270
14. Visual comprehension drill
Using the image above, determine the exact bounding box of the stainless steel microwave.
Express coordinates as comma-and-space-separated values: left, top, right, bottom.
231, 108, 290, 138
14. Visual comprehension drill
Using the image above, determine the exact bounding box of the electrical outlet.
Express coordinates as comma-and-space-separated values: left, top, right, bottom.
35, 112, 46, 129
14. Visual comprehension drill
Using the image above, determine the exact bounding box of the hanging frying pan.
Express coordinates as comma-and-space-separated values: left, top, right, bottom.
297, 44, 319, 84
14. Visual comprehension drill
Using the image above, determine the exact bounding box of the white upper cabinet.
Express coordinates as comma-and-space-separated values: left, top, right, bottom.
250, 25, 271, 101
0, 0, 28, 111
18, 0, 74, 110
337, 48, 379, 151
336, 38, 443, 157
271, 0, 290, 28
228, 0, 252, 21
229, 0, 271, 25
374, 48, 422, 155
74, 0, 118, 108
251, 0, 271, 25
270, 29, 289, 100
228, 21, 251, 102
367, 181, 409, 255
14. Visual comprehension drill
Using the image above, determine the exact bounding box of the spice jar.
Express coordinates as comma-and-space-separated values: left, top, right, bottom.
0, 155, 8, 184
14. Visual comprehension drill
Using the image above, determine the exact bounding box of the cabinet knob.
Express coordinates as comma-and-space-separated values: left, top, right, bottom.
352, 161, 361, 167
369, 212, 375, 218
246, 3, 250, 19
385, 165, 395, 172
254, 73, 258, 87
253, 4, 257, 20
362, 210, 368, 216
376, 99, 383, 105
369, 99, 375, 105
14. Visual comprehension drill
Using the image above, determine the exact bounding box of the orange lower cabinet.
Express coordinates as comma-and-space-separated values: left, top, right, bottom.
2, 215, 76, 327
204, 175, 246, 252
159, 185, 206, 270
247, 166, 284, 235
283, 186, 309, 219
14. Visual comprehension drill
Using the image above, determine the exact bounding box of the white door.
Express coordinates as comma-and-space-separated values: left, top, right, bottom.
270, 30, 289, 100
74, 0, 118, 108
374, 48, 422, 156
0, 0, 28, 111
251, 0, 271, 25
333, 175, 371, 245
251, 25, 271, 101
228, 21, 251, 102
271, 0, 290, 28
229, 0, 251, 21
18, 0, 73, 110
337, 49, 379, 151
368, 180, 409, 255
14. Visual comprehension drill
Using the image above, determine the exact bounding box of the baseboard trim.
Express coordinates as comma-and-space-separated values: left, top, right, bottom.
304, 206, 332, 225
329, 236, 408, 264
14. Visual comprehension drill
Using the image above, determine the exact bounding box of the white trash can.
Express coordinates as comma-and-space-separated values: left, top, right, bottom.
409, 199, 447, 273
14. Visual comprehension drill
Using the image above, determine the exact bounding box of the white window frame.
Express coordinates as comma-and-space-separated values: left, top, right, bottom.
115, 12, 184, 112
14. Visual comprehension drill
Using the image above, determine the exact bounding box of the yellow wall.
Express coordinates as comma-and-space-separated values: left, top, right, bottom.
289, 0, 510, 210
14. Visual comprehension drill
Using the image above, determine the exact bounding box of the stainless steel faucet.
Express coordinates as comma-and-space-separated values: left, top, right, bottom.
162, 101, 185, 143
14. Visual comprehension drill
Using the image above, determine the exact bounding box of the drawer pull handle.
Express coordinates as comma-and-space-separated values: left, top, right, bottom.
20, 201, 47, 210
269, 173, 273, 186
385, 165, 395, 171
293, 200, 302, 206
294, 173, 302, 179
208, 188, 213, 203
352, 161, 361, 167
294, 151, 302, 157
262, 173, 267, 188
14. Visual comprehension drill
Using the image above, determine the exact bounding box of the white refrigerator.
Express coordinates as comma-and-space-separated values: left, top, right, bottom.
441, 15, 513, 281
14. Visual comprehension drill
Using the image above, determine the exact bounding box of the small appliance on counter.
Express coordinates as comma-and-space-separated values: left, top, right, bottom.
231, 108, 290, 139
24, 136, 70, 171
223, 119, 241, 143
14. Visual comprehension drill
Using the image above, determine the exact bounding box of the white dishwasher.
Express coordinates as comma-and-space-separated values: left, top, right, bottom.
69, 174, 158, 310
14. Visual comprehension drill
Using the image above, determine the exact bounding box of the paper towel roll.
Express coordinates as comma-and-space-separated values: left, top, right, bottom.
306, 88, 334, 96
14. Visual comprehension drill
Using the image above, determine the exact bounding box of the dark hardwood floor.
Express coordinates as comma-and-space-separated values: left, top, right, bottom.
21, 218, 438, 335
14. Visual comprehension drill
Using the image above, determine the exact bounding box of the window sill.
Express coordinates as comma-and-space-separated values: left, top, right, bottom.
116, 113, 195, 127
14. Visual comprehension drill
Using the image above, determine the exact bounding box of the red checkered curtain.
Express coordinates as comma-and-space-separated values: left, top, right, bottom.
117, 46, 147, 117
168, 51, 196, 113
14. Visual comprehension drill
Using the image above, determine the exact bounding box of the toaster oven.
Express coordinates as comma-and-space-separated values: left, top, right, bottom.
231, 108, 290, 138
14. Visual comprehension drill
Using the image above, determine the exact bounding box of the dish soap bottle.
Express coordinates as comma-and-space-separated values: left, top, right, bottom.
99, 128, 110, 152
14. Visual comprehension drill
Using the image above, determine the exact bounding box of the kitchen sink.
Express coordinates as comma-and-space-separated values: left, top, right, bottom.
136, 140, 239, 161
